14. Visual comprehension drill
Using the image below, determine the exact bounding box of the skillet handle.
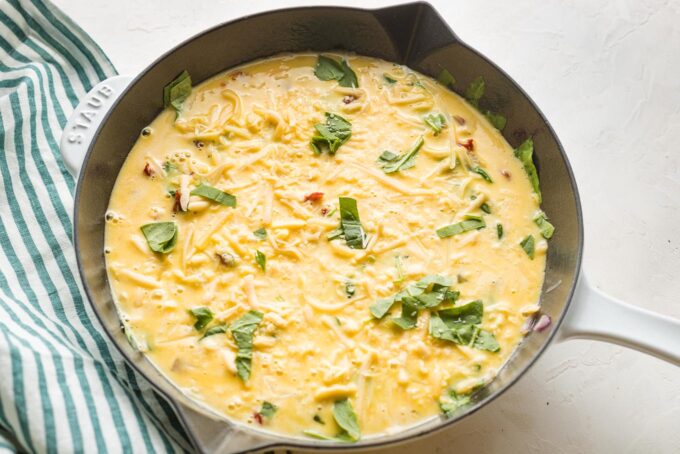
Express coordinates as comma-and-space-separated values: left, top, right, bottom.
59, 75, 132, 177
558, 273, 680, 366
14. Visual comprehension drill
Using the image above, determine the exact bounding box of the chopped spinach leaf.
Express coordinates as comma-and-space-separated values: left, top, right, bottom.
163, 70, 192, 117
424, 113, 446, 136
344, 281, 356, 298
472, 167, 493, 183
190, 183, 236, 207
230, 310, 264, 382
253, 227, 267, 240
484, 110, 507, 130
201, 324, 228, 339
534, 211, 555, 239
480, 202, 491, 214
439, 388, 472, 417
311, 113, 352, 155
328, 197, 367, 249
514, 138, 541, 202
188, 307, 213, 331
437, 68, 456, 88
260, 401, 278, 419
369, 297, 396, 319
333, 398, 360, 442
429, 300, 500, 352
391, 298, 418, 330
255, 250, 266, 271
496, 223, 504, 239
465, 76, 485, 107
140, 222, 178, 254
436, 216, 486, 238
378, 136, 424, 174
473, 329, 500, 352
520, 235, 535, 259
314, 56, 358, 88
383, 73, 397, 84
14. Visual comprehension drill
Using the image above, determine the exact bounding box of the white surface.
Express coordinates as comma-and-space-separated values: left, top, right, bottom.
54, 0, 680, 452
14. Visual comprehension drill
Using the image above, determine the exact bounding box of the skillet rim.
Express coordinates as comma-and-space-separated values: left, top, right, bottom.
73, 2, 584, 451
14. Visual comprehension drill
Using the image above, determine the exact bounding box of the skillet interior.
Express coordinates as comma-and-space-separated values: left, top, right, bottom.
74, 3, 583, 451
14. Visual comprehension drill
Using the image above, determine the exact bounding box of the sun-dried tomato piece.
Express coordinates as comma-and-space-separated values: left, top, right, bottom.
172, 190, 182, 212
458, 139, 474, 151
253, 412, 263, 425
304, 192, 324, 202
143, 162, 154, 177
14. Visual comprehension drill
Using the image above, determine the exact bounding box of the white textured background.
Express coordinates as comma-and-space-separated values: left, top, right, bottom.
55, 0, 680, 452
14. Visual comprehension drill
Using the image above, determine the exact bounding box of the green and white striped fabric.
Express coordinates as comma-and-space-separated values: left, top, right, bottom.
0, 0, 190, 452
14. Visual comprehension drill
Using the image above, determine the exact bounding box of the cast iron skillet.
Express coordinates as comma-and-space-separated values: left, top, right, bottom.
59, 3, 680, 452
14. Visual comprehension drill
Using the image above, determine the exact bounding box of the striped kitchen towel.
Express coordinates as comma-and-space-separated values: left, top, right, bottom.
0, 0, 190, 452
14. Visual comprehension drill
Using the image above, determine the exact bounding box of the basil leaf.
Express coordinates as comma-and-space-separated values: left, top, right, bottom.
332, 398, 360, 442
253, 227, 267, 240
534, 211, 555, 239
163, 70, 192, 117
439, 388, 472, 418
201, 324, 228, 339
391, 298, 418, 330
439, 300, 483, 325
437, 68, 455, 88
329, 197, 368, 250
369, 297, 395, 319
424, 113, 446, 136
465, 76, 485, 107
436, 216, 486, 238
255, 250, 266, 271
496, 223, 504, 239
230, 310, 263, 382
379, 136, 424, 174
484, 110, 507, 130
473, 329, 500, 352
514, 138, 541, 202
190, 183, 236, 207
188, 307, 213, 331
472, 167, 493, 183
383, 73, 397, 84
140, 222, 178, 253
260, 401, 278, 419
314, 56, 358, 88
520, 235, 535, 259
311, 113, 352, 155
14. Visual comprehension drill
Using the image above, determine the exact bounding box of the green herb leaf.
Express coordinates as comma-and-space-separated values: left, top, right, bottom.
533, 211, 555, 239
344, 281, 356, 298
520, 235, 535, 259
140, 222, 178, 253
484, 110, 507, 130
472, 167, 493, 183
496, 223, 504, 239
163, 70, 192, 117
314, 56, 358, 88
514, 138, 541, 202
465, 76, 485, 107
190, 183, 236, 207
260, 401, 278, 419
302, 430, 336, 441
328, 197, 367, 249
439, 388, 472, 417
437, 68, 456, 88
313, 414, 325, 425
480, 202, 491, 214
201, 324, 228, 339
473, 329, 500, 352
439, 300, 483, 325
369, 297, 396, 319
230, 310, 264, 382
162, 160, 178, 175
255, 250, 266, 271
436, 216, 486, 238
253, 227, 267, 240
378, 136, 424, 174
332, 398, 361, 442
392, 298, 418, 330
188, 307, 213, 331
383, 73, 397, 84
311, 113, 352, 155
424, 113, 446, 136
